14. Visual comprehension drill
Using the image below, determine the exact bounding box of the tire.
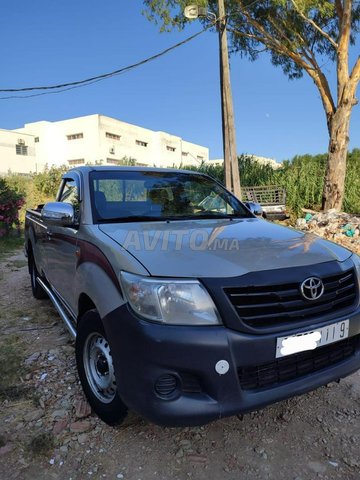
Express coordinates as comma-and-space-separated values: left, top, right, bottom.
75, 309, 128, 426
29, 252, 47, 299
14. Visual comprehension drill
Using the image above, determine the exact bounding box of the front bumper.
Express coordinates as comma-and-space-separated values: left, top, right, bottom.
103, 304, 360, 427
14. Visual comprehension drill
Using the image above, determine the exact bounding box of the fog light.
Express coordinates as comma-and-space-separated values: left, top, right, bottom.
154, 374, 178, 397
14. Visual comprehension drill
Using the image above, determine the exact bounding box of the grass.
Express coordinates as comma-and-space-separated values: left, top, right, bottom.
0, 234, 24, 261
0, 334, 26, 400
8, 259, 28, 269
27, 433, 55, 457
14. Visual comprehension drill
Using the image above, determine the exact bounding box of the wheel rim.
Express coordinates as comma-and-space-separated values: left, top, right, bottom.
83, 333, 117, 403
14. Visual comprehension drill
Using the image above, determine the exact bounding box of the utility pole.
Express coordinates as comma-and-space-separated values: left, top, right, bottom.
184, 2, 241, 198
217, 0, 241, 198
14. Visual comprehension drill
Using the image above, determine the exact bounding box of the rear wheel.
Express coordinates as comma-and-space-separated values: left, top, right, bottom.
75, 309, 128, 426
29, 252, 47, 299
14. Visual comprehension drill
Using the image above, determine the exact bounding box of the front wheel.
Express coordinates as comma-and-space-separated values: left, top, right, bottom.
75, 309, 128, 426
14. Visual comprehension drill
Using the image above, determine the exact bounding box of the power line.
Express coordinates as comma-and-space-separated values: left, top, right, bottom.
0, 26, 210, 100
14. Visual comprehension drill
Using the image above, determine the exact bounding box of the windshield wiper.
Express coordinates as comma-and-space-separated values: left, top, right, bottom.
98, 215, 166, 223
188, 213, 250, 220
98, 213, 250, 223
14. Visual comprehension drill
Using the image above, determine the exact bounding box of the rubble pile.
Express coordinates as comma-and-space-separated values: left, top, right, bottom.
296, 209, 360, 256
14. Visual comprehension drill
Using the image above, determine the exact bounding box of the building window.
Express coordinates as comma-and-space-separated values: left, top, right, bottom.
136, 140, 148, 147
106, 158, 122, 165
67, 133, 84, 140
166, 146, 176, 152
106, 132, 121, 141
68, 159, 85, 166
16, 144, 28, 156
197, 155, 204, 161
34, 137, 40, 143
182, 151, 189, 156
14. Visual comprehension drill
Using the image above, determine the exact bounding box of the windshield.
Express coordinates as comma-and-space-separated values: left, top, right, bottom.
89, 170, 252, 223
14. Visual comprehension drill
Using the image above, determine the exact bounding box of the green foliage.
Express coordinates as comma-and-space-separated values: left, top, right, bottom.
186, 150, 360, 216
184, 154, 278, 186
343, 148, 360, 214
238, 155, 278, 186
275, 154, 327, 214
0, 178, 25, 237
143, 1, 359, 210
0, 334, 23, 393
33, 164, 68, 198
118, 156, 137, 166
142, 1, 360, 81
143, 0, 207, 31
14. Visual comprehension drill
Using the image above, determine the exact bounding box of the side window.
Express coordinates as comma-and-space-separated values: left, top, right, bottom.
59, 178, 80, 222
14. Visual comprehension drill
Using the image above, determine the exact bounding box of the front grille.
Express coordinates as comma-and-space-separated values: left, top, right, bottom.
225, 269, 357, 329
238, 335, 358, 390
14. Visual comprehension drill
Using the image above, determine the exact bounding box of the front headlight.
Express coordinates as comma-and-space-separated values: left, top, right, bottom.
352, 254, 360, 290
120, 271, 221, 326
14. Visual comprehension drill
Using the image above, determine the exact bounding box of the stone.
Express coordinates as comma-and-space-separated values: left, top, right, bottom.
70, 421, 92, 433
296, 219, 307, 228
254, 447, 265, 454
52, 409, 68, 419
74, 399, 92, 419
0, 444, 14, 456
308, 461, 326, 474
175, 448, 184, 458
187, 454, 207, 464
25, 352, 40, 365
179, 440, 192, 450
53, 418, 69, 435
77, 433, 88, 444
24, 410, 44, 422
343, 457, 360, 468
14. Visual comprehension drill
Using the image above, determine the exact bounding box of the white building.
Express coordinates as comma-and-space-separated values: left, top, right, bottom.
208, 155, 281, 169
0, 129, 40, 175
2, 114, 208, 173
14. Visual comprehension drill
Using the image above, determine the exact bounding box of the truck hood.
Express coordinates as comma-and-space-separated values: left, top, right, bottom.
99, 218, 352, 278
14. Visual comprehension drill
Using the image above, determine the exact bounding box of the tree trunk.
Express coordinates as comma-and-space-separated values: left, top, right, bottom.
322, 103, 352, 211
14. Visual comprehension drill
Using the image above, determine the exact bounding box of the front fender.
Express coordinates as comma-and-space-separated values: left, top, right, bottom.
75, 262, 126, 320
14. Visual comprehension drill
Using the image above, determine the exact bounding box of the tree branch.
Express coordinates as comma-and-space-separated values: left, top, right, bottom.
234, 2, 336, 123
290, 0, 339, 49
337, 0, 352, 102
349, 55, 360, 98
335, 0, 344, 22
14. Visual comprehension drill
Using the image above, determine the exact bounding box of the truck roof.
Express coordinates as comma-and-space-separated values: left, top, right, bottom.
68, 165, 203, 175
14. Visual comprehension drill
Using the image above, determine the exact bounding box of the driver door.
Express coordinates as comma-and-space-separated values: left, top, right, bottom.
45, 176, 80, 314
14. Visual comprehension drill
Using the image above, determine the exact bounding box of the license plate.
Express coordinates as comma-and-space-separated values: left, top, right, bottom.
276, 320, 349, 358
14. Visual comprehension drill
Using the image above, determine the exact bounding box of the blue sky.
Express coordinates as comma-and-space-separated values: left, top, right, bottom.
0, 0, 359, 162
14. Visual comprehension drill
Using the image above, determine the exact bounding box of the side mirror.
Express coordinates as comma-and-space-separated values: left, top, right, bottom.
245, 201, 263, 217
41, 202, 75, 226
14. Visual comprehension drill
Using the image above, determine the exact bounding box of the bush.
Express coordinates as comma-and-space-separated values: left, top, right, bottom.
0, 178, 25, 237
33, 164, 68, 198
186, 150, 360, 216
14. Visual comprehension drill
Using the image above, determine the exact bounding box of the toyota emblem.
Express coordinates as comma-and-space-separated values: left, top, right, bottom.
300, 277, 324, 301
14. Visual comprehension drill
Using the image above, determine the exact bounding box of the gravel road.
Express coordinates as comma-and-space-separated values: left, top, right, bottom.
0, 250, 359, 480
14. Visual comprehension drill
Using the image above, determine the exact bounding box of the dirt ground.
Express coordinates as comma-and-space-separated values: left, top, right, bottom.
0, 249, 360, 480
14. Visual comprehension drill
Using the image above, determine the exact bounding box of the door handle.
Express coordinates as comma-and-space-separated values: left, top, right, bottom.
47, 231, 53, 241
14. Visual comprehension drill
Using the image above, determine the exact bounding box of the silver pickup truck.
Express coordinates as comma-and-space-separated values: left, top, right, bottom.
25, 166, 360, 427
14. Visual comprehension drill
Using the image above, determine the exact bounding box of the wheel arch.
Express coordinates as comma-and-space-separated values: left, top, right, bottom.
78, 293, 97, 323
